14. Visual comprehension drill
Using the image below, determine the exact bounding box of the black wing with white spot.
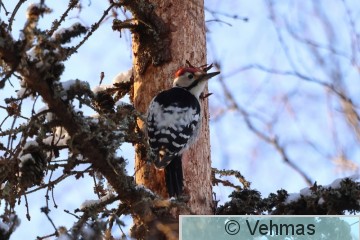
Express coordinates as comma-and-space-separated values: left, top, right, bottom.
147, 87, 201, 168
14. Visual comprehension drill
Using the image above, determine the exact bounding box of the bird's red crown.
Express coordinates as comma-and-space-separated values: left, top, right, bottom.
175, 67, 201, 77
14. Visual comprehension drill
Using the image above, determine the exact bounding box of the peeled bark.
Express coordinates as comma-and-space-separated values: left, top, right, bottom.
132, 0, 213, 215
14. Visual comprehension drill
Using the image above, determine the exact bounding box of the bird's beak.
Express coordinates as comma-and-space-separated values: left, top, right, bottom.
198, 71, 220, 81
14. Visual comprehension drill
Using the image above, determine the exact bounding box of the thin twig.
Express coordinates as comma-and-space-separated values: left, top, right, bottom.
47, 0, 79, 36
0, 1, 9, 15
41, 207, 58, 235
64, 209, 80, 219
217, 68, 313, 185
212, 167, 250, 189
68, 3, 115, 57
51, 186, 58, 208
36, 232, 57, 240
26, 174, 70, 194
8, 0, 27, 31
24, 194, 31, 220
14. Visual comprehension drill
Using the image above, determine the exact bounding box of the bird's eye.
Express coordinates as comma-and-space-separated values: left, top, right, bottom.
188, 74, 194, 79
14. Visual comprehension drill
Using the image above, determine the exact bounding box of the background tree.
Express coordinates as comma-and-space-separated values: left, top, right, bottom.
0, 0, 360, 240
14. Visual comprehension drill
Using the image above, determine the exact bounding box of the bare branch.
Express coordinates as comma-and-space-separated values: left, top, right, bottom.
68, 3, 115, 57
47, 0, 79, 37
215, 63, 313, 185
7, 0, 27, 31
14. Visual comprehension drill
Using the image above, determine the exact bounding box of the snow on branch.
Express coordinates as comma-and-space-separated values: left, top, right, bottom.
79, 193, 116, 211
216, 176, 360, 215
0, 214, 20, 240
112, 69, 132, 84
60, 79, 92, 101
17, 140, 47, 190
43, 127, 71, 146
92, 69, 133, 113
51, 22, 87, 44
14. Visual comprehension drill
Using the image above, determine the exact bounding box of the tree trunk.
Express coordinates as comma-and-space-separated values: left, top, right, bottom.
132, 0, 213, 215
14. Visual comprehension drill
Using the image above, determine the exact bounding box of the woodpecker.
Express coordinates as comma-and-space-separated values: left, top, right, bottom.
146, 66, 220, 197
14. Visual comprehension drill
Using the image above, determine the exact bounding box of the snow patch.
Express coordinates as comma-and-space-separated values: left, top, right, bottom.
0, 215, 20, 234
81, 226, 95, 239
284, 193, 301, 204
92, 70, 131, 93
89, 116, 99, 124
60, 79, 90, 101
24, 140, 38, 149
19, 154, 34, 168
329, 178, 342, 189
329, 174, 359, 188
16, 79, 29, 98
37, 106, 56, 121
115, 101, 132, 107
80, 193, 114, 210
299, 187, 312, 197
51, 22, 84, 40
92, 84, 112, 94
17, 88, 29, 98
26, 46, 38, 61
135, 184, 155, 195
36, 106, 49, 113
112, 69, 132, 84
61, 80, 78, 91
43, 127, 70, 146
285, 174, 360, 204
46, 112, 55, 121
0, 221, 9, 232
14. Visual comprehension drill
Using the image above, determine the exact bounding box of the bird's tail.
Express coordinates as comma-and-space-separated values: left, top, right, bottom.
164, 155, 183, 197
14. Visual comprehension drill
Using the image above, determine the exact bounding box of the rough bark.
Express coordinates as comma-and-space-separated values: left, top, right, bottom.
132, 0, 213, 214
